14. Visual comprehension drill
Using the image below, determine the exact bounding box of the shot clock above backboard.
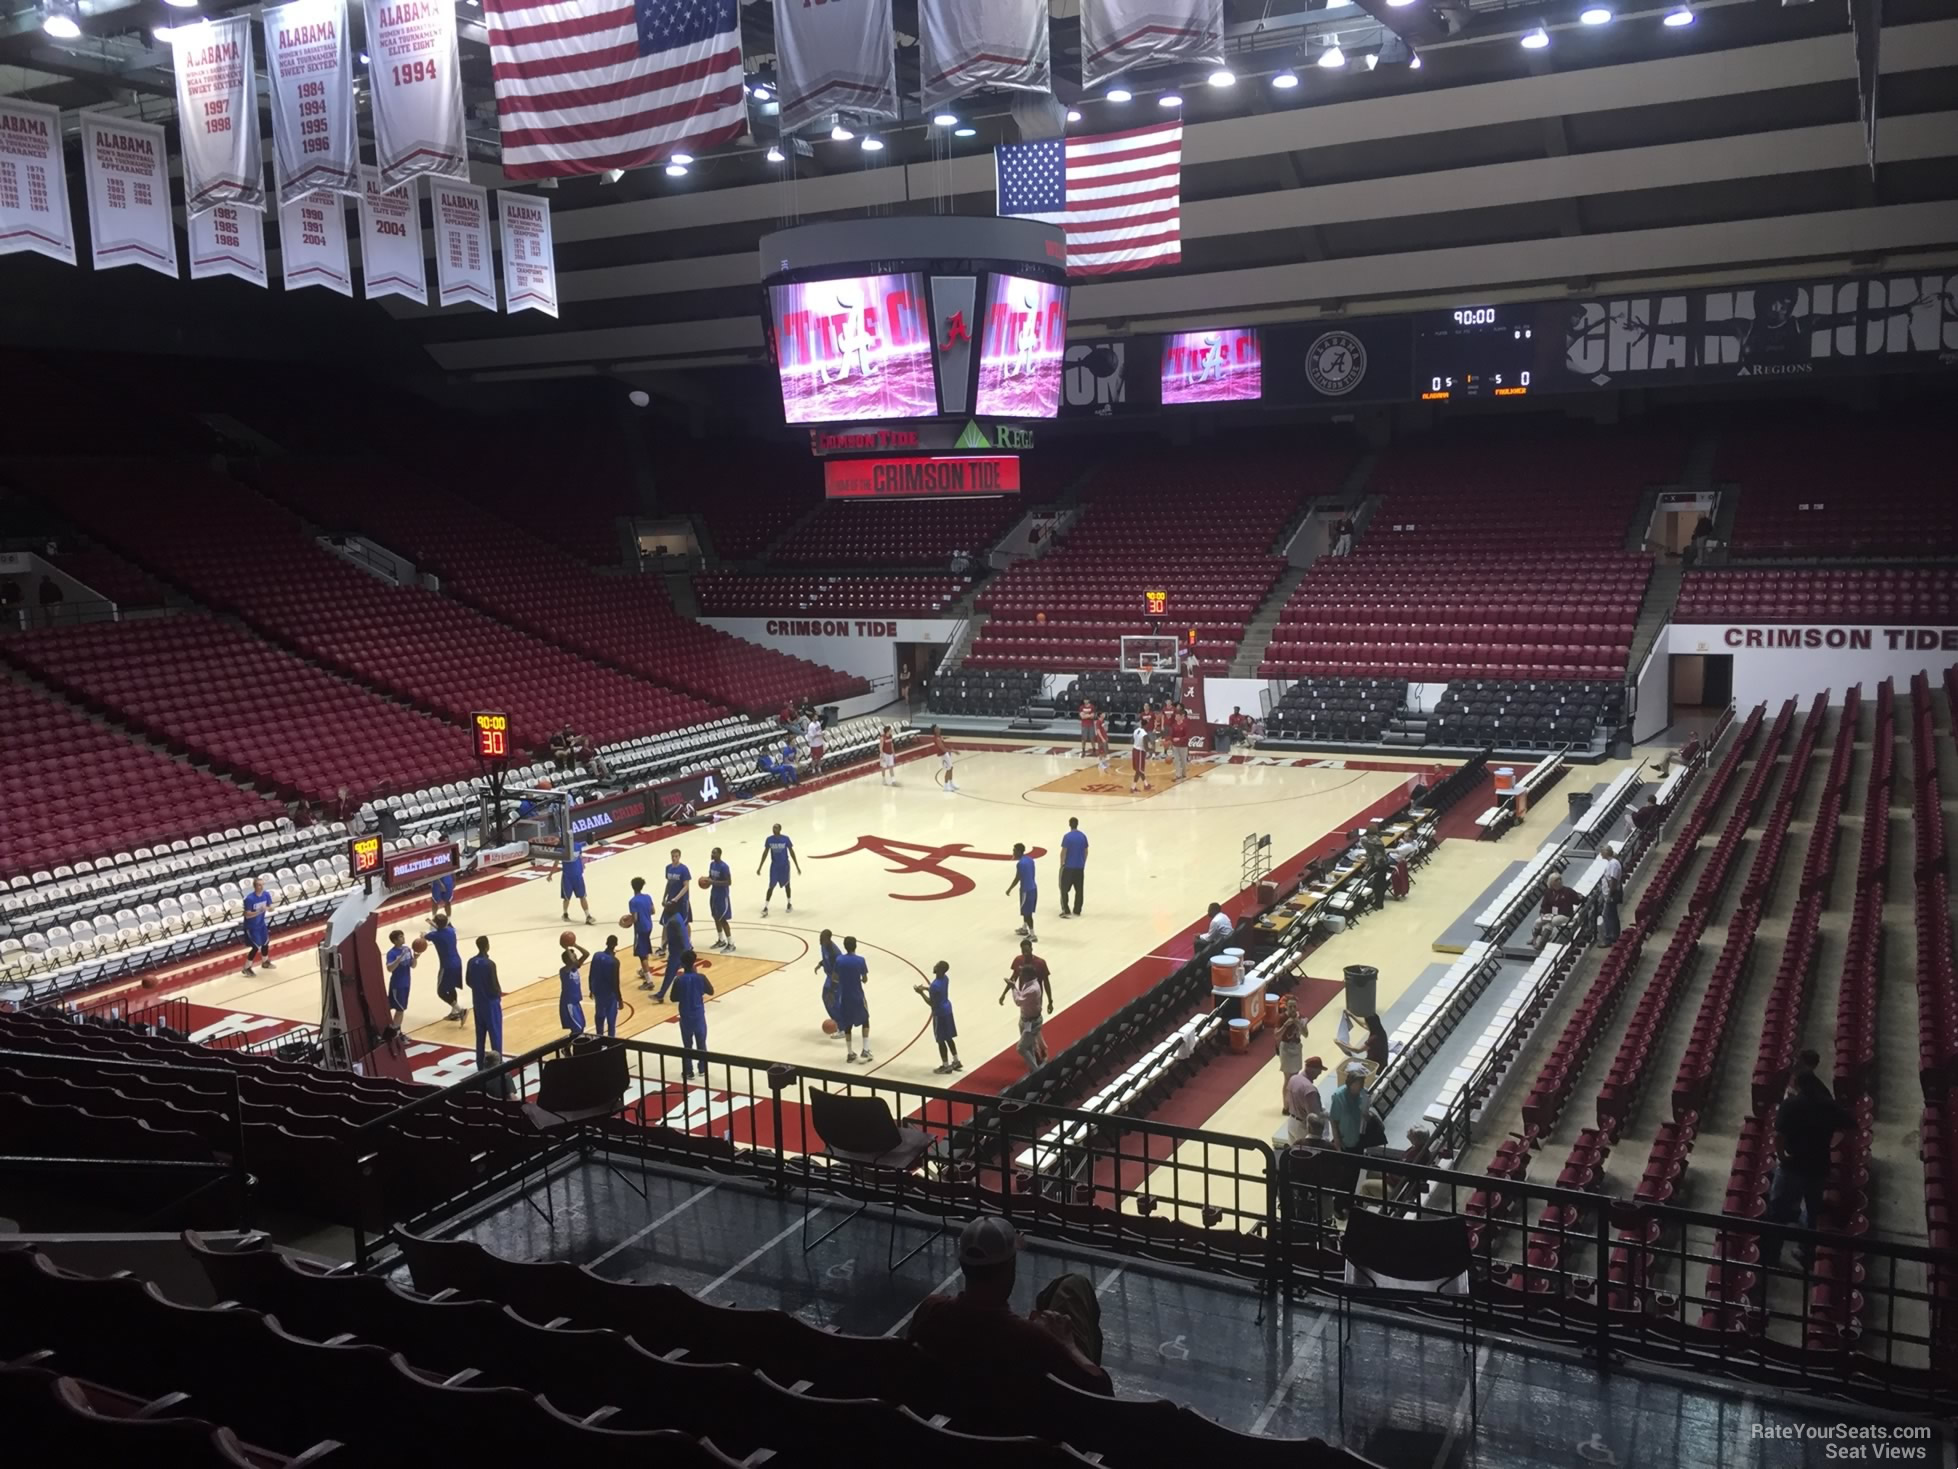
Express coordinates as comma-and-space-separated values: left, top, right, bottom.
472, 710, 511, 763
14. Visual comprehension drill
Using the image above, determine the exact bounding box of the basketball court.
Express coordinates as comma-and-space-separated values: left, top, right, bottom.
116, 738, 1445, 1104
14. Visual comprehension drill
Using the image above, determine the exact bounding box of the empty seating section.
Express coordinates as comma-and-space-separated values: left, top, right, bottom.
1055, 671, 1181, 735
771, 496, 1025, 567
694, 573, 970, 618
43, 539, 170, 608
925, 668, 1043, 719
251, 464, 863, 712
1719, 419, 1958, 557
1675, 569, 1958, 624
2, 615, 477, 807
658, 439, 821, 559
32, 467, 722, 749
1264, 677, 1408, 745
0, 680, 274, 880
968, 443, 1334, 673
1424, 680, 1622, 751
1262, 431, 1669, 681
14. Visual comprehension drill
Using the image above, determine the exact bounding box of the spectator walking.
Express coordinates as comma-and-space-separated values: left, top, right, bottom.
1001, 939, 1053, 1074
1760, 1050, 1855, 1276
1597, 843, 1625, 945
1275, 997, 1305, 1110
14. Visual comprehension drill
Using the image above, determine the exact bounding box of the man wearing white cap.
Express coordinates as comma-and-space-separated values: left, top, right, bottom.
907, 1215, 1112, 1396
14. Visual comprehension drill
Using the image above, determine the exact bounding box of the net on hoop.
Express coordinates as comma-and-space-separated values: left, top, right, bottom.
1119, 633, 1180, 680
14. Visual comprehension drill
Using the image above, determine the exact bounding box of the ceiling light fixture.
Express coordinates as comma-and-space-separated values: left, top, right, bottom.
670, 152, 693, 165
1157, 92, 1182, 107
41, 0, 80, 39
953, 126, 976, 138
664, 162, 688, 176
860, 135, 884, 151
600, 167, 624, 184
162, 0, 200, 8
1520, 26, 1550, 48
1663, 3, 1694, 23
1409, 52, 1422, 68
830, 122, 854, 141
359, 51, 370, 63
1580, 5, 1612, 22
1066, 108, 1081, 121
752, 85, 771, 100
932, 111, 958, 126
1317, 39, 1345, 68
1386, 0, 1416, 6
1106, 87, 1132, 102
1364, 52, 1378, 69
1271, 69, 1299, 88
765, 145, 785, 163
1208, 68, 1234, 87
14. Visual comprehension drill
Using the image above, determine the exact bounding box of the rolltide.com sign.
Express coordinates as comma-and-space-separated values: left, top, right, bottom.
824, 455, 1020, 499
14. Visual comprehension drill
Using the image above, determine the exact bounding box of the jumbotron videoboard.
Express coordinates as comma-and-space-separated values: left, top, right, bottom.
760, 217, 1065, 496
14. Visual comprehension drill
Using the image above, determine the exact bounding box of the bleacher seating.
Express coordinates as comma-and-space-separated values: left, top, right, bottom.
770, 496, 1025, 568
0, 679, 274, 881
1718, 417, 1958, 558
1261, 427, 1671, 682
653, 439, 822, 560
30, 466, 728, 749
1263, 677, 1408, 745
694, 572, 971, 618
1674, 569, 1958, 624
967, 441, 1338, 674
2, 614, 478, 807
248, 463, 865, 712
1053, 671, 1181, 735
1423, 679, 1621, 751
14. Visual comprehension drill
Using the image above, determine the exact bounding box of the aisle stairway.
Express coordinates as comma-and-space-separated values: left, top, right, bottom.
1228, 566, 1310, 677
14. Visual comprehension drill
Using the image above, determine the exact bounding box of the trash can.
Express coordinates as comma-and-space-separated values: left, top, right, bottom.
1568, 790, 1594, 822
1343, 963, 1378, 1019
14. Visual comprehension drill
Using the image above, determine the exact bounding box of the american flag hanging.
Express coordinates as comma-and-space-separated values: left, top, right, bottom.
484, 0, 747, 181
995, 123, 1182, 277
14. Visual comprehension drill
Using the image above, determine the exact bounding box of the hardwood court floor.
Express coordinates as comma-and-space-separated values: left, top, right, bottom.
152, 744, 1416, 1093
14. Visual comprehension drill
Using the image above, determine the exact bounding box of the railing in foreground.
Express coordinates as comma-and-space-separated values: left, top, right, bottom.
349, 1034, 1954, 1416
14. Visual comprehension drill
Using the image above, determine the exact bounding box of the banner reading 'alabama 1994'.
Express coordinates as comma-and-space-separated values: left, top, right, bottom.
497, 191, 557, 317
0, 98, 75, 265
263, 0, 360, 206
363, 0, 469, 189
82, 113, 178, 278
172, 14, 267, 214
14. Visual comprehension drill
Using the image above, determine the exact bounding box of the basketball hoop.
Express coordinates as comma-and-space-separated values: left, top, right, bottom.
1119, 633, 1180, 688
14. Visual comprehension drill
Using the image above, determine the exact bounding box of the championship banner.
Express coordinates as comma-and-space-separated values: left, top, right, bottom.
357, 166, 427, 304
0, 99, 75, 266
263, 0, 360, 205
172, 14, 267, 214
918, 0, 1051, 110
496, 190, 557, 318
188, 202, 268, 287
1080, 0, 1223, 88
363, 0, 469, 188
81, 113, 178, 279
433, 179, 496, 309
777, 0, 898, 131
279, 188, 353, 296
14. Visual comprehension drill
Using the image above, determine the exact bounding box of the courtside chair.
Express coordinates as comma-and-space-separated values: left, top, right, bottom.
803, 1089, 947, 1271
1337, 1207, 1478, 1432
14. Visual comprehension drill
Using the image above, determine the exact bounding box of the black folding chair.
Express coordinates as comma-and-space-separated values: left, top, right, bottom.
1336, 1206, 1478, 1431
801, 1089, 944, 1270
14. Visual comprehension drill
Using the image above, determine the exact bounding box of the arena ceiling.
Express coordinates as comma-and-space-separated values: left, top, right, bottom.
3, 0, 1957, 395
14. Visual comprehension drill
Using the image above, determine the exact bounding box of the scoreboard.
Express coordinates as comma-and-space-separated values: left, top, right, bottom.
1412, 306, 1536, 401
472, 710, 511, 762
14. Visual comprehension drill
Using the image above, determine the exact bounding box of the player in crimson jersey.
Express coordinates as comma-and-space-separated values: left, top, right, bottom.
1093, 713, 1111, 772
932, 725, 958, 793
878, 724, 897, 787
1078, 698, 1096, 757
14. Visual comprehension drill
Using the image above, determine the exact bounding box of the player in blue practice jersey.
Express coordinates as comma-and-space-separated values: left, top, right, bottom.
670, 951, 715, 1080
588, 935, 623, 1038
428, 871, 454, 920
655, 900, 690, 1001
384, 928, 414, 1029
815, 928, 843, 1036
706, 847, 735, 951
916, 960, 961, 1074
663, 848, 693, 925
424, 912, 467, 1023
757, 823, 800, 917
627, 876, 655, 985
558, 942, 588, 1036
1059, 818, 1088, 918
241, 877, 275, 976
557, 842, 593, 926
833, 936, 871, 1063
466, 936, 502, 1067
1006, 842, 1039, 942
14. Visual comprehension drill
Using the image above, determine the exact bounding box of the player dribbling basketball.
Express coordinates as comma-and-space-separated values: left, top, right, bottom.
1130, 721, 1153, 793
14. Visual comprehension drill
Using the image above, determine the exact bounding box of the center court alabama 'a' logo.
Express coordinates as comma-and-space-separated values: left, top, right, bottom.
811, 836, 1048, 900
